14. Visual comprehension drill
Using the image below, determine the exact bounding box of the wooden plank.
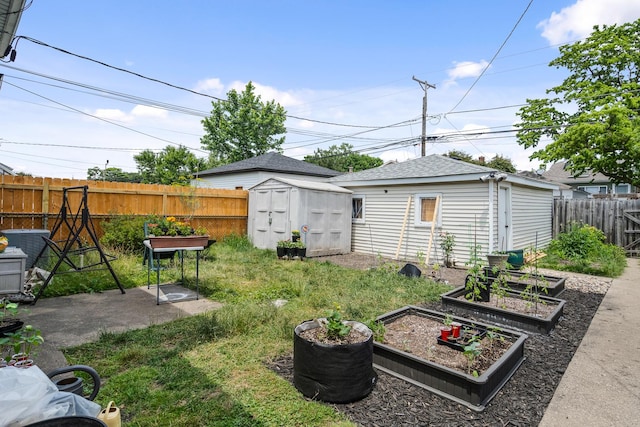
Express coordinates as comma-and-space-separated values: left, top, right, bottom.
424, 195, 441, 265
394, 197, 412, 260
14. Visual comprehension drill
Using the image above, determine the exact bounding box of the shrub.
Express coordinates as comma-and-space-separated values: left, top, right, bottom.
100, 215, 147, 253
548, 222, 605, 260
543, 221, 627, 277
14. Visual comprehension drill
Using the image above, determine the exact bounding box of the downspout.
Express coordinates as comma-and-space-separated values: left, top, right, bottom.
488, 180, 494, 254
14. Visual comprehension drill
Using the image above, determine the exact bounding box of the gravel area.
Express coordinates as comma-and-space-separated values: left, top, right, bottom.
268, 252, 614, 426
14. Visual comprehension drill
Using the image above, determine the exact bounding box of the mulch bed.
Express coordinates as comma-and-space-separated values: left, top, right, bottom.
268, 255, 605, 426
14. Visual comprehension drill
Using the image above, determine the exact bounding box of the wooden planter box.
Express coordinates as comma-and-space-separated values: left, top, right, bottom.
148, 235, 209, 249
441, 287, 566, 334
374, 306, 527, 411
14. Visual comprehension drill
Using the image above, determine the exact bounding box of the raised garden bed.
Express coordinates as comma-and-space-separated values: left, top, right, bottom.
441, 287, 566, 334
373, 306, 527, 411
485, 268, 566, 297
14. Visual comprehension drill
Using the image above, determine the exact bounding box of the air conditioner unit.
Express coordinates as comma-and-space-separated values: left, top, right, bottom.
0, 229, 50, 269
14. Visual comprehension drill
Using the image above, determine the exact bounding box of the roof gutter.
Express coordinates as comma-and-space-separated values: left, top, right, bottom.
0, 0, 27, 60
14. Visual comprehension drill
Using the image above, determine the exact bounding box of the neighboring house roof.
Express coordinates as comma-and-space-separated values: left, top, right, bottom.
196, 152, 341, 178
0, 162, 15, 175
0, 0, 26, 60
542, 161, 611, 185
329, 154, 558, 190
250, 177, 352, 193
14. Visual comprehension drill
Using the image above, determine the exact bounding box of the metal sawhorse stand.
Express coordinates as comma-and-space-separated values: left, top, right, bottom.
32, 186, 125, 303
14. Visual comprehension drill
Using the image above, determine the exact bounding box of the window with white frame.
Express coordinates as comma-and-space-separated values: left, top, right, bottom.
352, 195, 365, 223
577, 185, 607, 194
615, 184, 631, 194
414, 193, 441, 227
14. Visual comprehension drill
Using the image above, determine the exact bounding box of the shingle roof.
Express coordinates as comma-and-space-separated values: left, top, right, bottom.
197, 152, 341, 177
250, 177, 352, 193
542, 161, 611, 184
0, 162, 15, 175
328, 154, 495, 183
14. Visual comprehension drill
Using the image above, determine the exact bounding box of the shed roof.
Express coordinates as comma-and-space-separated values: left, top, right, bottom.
197, 152, 341, 178
330, 154, 492, 183
329, 154, 558, 190
250, 177, 352, 194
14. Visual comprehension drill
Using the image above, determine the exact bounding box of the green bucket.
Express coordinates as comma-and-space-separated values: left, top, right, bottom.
506, 249, 524, 269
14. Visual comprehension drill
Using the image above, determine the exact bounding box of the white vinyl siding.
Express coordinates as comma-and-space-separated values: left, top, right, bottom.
349, 183, 491, 264
510, 184, 553, 250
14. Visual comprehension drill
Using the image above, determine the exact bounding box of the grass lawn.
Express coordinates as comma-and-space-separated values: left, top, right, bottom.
53, 237, 451, 426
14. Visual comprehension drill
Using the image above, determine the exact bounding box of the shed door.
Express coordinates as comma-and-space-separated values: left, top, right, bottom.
497, 185, 512, 251
252, 188, 290, 249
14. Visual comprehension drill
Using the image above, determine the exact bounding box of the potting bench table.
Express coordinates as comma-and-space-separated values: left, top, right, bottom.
143, 240, 205, 305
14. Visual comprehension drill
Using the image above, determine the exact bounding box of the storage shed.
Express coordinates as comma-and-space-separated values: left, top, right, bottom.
248, 177, 352, 257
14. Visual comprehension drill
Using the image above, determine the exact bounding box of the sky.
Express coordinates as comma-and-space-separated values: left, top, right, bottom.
1, 0, 640, 179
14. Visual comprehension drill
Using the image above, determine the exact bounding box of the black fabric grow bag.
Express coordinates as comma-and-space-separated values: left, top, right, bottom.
293, 319, 377, 403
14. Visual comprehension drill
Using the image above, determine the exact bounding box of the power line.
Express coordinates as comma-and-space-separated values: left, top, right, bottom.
447, 0, 534, 113
2, 80, 208, 154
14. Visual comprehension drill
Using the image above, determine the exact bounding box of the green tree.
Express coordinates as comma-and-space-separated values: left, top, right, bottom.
443, 150, 516, 172
486, 155, 516, 173
134, 145, 208, 185
443, 150, 475, 163
87, 167, 141, 183
200, 81, 287, 164
304, 143, 383, 172
516, 20, 640, 186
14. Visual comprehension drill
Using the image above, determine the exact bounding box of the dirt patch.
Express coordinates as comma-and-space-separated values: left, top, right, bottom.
269, 252, 609, 426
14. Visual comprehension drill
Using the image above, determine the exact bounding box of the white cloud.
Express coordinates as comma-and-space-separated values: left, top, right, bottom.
252, 82, 304, 108
93, 108, 130, 122
131, 105, 168, 118
538, 0, 640, 45
442, 60, 490, 88
193, 78, 225, 95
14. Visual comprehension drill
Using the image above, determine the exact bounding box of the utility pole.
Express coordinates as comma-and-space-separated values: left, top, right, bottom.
412, 76, 436, 157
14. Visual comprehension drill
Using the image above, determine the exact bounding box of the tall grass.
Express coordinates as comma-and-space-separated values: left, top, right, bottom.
60, 238, 449, 426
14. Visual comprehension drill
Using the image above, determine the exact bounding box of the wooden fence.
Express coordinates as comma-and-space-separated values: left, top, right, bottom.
553, 198, 640, 256
0, 175, 248, 242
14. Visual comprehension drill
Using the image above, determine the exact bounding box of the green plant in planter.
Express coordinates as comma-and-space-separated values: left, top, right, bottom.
439, 231, 456, 267
465, 242, 488, 301
276, 240, 287, 248
325, 307, 351, 340
485, 326, 505, 351
0, 298, 19, 322
443, 313, 453, 327
490, 266, 512, 308
291, 230, 300, 238
365, 319, 386, 343
463, 335, 481, 377
520, 274, 549, 314
0, 324, 44, 363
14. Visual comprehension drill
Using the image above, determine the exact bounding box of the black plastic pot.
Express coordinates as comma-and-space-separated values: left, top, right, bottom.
276, 247, 286, 258
0, 319, 24, 337
24, 417, 106, 427
293, 319, 376, 403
